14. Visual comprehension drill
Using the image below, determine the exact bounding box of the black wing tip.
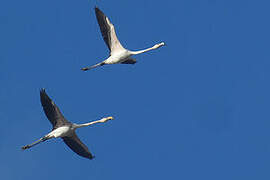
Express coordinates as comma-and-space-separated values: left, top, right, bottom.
95, 6, 104, 15
40, 88, 47, 96
95, 6, 99, 12
40, 88, 52, 103
40, 88, 50, 97
88, 155, 95, 160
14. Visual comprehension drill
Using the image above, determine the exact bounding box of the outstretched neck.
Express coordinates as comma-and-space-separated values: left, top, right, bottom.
74, 116, 114, 129
130, 42, 165, 55
75, 122, 96, 128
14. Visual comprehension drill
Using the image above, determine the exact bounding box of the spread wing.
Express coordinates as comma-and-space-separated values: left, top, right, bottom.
121, 58, 137, 64
95, 7, 125, 54
62, 132, 94, 159
40, 89, 70, 129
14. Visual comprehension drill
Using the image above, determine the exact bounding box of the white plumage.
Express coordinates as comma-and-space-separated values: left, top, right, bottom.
81, 7, 165, 71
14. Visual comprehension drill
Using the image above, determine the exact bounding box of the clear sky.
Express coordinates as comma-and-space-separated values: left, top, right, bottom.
1, 0, 270, 179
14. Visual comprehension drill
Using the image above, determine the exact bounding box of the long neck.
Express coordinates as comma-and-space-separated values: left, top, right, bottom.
75, 121, 97, 128
130, 42, 165, 55
74, 116, 113, 129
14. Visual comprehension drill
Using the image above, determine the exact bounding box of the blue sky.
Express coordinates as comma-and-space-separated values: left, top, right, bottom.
1, 0, 270, 179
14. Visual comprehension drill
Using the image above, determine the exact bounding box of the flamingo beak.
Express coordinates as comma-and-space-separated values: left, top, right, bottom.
107, 116, 114, 120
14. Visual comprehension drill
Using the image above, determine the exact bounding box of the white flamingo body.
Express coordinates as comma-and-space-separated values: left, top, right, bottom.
104, 50, 130, 64
81, 7, 165, 71
46, 126, 72, 138
22, 89, 114, 159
